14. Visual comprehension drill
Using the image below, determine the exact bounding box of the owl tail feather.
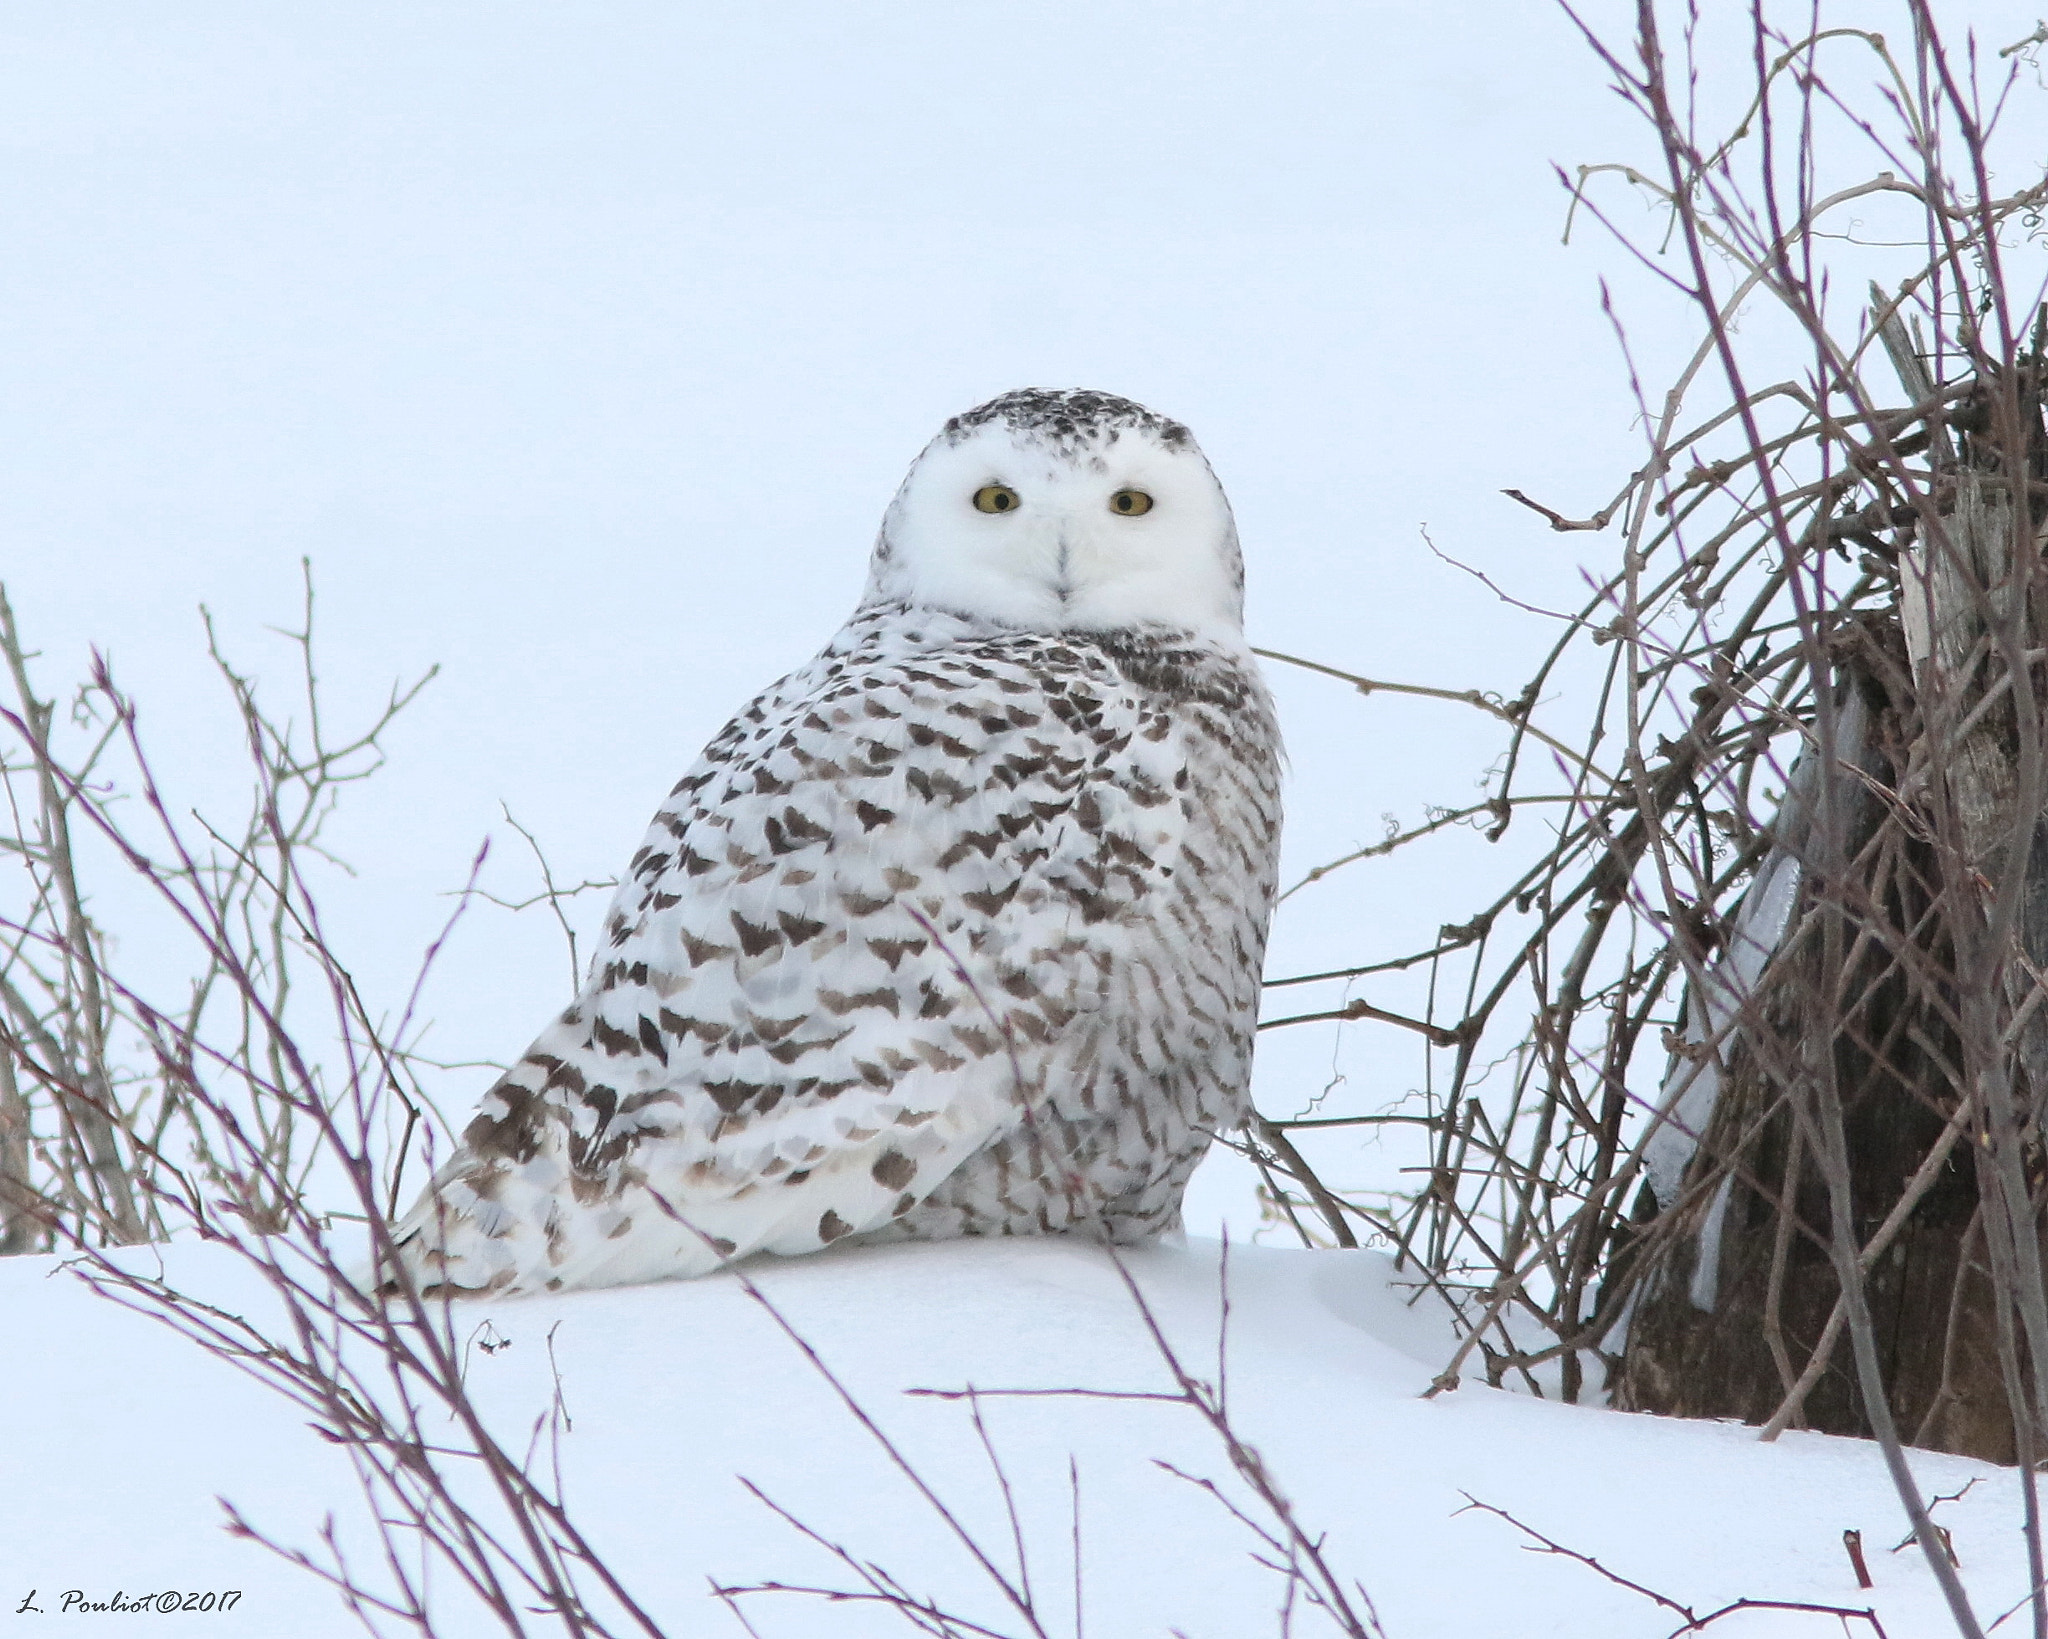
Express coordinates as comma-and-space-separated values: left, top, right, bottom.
364, 1127, 976, 1299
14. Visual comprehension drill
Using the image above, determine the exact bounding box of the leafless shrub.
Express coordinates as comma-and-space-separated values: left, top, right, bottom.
1457, 1494, 1890, 1637
1257, 4, 2048, 1634
0, 566, 438, 1249
0, 577, 670, 1637
20, 6, 2046, 1634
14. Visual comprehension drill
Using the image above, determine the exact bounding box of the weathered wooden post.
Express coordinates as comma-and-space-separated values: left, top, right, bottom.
1614, 309, 2048, 1463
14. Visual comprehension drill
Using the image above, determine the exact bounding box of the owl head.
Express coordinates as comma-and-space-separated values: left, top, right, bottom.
863, 389, 1247, 640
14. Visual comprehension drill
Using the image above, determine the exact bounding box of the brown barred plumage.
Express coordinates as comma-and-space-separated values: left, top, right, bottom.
386, 390, 1282, 1296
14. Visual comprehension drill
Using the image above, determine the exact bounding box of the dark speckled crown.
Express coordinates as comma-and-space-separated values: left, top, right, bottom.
941, 389, 1193, 452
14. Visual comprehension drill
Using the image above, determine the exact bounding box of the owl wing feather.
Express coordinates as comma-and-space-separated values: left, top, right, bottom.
389, 616, 1200, 1295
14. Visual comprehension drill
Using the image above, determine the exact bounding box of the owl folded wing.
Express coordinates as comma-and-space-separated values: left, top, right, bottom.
386, 636, 1189, 1295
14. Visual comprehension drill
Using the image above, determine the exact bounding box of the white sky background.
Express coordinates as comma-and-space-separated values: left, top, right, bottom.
5, 1, 2045, 1236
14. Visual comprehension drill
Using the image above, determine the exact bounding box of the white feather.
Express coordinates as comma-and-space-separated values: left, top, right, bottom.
384, 391, 1281, 1297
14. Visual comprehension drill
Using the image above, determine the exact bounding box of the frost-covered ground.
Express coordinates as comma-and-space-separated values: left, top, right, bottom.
1, 1235, 2028, 1637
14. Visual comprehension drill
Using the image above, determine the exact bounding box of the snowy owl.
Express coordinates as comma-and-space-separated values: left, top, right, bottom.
384, 389, 1282, 1297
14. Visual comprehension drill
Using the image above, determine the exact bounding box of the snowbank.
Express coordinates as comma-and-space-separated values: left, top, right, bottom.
0, 1236, 2027, 1636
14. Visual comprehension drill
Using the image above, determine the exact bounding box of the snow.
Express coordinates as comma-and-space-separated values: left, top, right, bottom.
6, 4, 2048, 1634
0, 1233, 2031, 1636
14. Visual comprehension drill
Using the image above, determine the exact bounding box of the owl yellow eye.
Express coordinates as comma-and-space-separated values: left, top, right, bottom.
1110, 489, 1154, 516
973, 485, 1021, 514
